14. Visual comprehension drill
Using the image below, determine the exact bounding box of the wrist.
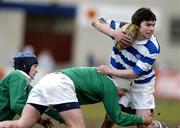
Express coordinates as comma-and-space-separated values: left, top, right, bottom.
111, 29, 116, 38
108, 69, 113, 76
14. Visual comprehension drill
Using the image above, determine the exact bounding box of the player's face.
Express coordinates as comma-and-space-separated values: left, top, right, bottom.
117, 88, 128, 96
29, 64, 38, 79
138, 20, 156, 39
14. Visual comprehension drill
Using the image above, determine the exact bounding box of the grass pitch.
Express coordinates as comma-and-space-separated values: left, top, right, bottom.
15, 99, 180, 127
82, 100, 180, 128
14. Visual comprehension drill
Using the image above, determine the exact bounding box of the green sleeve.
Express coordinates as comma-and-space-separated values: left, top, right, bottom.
9, 78, 31, 115
45, 108, 65, 123
102, 86, 142, 126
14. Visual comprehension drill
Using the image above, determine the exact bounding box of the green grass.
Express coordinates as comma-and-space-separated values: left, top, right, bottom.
81, 100, 180, 128
15, 100, 180, 127
155, 99, 180, 127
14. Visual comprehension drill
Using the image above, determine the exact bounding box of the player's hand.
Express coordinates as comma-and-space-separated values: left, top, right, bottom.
39, 116, 53, 128
99, 114, 115, 128
142, 113, 154, 126
113, 28, 133, 47
96, 65, 112, 75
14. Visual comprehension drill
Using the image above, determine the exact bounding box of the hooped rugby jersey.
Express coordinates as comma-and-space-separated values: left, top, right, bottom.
104, 18, 160, 84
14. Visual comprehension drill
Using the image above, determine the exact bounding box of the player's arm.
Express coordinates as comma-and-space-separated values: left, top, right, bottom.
100, 105, 138, 128
97, 51, 159, 79
102, 86, 152, 126
92, 18, 132, 45
92, 18, 115, 37
97, 65, 139, 79
9, 79, 31, 114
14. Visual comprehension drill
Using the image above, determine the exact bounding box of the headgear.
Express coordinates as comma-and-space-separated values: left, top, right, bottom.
13, 52, 38, 75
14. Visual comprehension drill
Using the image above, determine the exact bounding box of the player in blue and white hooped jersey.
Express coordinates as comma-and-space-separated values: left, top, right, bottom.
108, 21, 160, 85
92, 8, 167, 128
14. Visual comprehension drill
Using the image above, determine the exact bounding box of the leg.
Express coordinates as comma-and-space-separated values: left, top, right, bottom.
136, 109, 153, 128
59, 109, 85, 128
136, 109, 168, 128
0, 104, 41, 128
147, 120, 168, 128
18, 104, 41, 128
53, 102, 85, 128
128, 83, 156, 128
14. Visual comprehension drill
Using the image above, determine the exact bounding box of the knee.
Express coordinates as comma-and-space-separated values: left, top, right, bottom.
68, 122, 85, 128
17, 121, 32, 128
16, 123, 27, 128
71, 124, 85, 128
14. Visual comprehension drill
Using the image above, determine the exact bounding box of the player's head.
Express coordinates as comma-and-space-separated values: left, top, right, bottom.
13, 51, 38, 76
131, 7, 156, 27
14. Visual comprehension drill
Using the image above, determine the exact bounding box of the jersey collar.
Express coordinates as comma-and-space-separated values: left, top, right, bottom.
17, 70, 31, 82
134, 35, 154, 45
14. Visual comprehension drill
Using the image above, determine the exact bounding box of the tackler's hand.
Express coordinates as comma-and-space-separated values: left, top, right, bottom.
39, 116, 53, 128
96, 65, 112, 75
142, 113, 154, 126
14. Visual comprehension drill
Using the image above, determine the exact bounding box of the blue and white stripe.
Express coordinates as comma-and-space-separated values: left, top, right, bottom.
104, 19, 160, 84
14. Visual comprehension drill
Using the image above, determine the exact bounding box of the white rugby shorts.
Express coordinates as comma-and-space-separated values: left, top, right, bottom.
27, 72, 78, 106
119, 81, 155, 109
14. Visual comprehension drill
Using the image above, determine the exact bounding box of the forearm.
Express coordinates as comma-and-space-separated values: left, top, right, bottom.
109, 68, 138, 79
92, 18, 115, 37
97, 65, 138, 79
103, 93, 142, 126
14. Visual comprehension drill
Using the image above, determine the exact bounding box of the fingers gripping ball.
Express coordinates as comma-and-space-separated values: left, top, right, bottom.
115, 23, 139, 50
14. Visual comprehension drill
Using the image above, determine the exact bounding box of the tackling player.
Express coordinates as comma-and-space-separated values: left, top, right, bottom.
0, 52, 39, 121
0, 67, 153, 128
0, 51, 62, 127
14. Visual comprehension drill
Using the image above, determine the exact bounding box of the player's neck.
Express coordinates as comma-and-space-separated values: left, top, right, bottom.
137, 34, 148, 41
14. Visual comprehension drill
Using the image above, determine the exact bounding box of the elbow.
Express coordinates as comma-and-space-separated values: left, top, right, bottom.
132, 69, 140, 78
92, 18, 104, 28
133, 74, 139, 79
91, 19, 99, 27
91, 21, 96, 27
129, 71, 139, 79
11, 105, 18, 112
11, 104, 23, 114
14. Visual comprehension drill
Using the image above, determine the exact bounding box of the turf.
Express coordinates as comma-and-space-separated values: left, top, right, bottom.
14, 100, 180, 127
155, 99, 180, 127
81, 100, 180, 128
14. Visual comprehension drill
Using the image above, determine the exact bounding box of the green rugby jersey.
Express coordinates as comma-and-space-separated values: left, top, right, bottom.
0, 70, 31, 121
0, 70, 63, 123
62, 67, 142, 126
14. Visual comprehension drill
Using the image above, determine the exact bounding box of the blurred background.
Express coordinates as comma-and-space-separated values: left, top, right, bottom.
0, 0, 180, 127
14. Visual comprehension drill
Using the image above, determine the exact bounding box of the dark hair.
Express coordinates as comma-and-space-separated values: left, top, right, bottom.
13, 52, 38, 75
131, 7, 156, 27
